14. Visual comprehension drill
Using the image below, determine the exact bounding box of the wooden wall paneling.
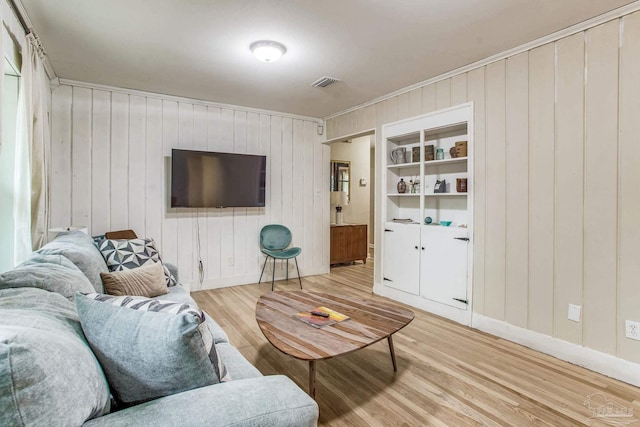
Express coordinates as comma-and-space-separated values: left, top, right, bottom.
291, 120, 305, 270
451, 74, 467, 106
110, 92, 129, 231
554, 33, 585, 345
408, 87, 422, 117
311, 120, 325, 268
363, 104, 377, 131
128, 95, 147, 237
161, 100, 179, 264
91, 90, 111, 235
421, 84, 436, 114
258, 113, 272, 271
177, 102, 194, 282
352, 108, 365, 133
71, 87, 92, 231
397, 92, 410, 119
281, 118, 294, 230
384, 96, 399, 124
484, 60, 507, 321
335, 114, 347, 139
583, 21, 619, 355
192, 104, 208, 288
348, 111, 359, 135
302, 118, 314, 271
435, 79, 452, 110
325, 117, 336, 140
206, 107, 222, 279
144, 98, 163, 244
618, 11, 640, 363
269, 116, 283, 226
233, 110, 248, 277
466, 67, 486, 315
219, 108, 235, 278
49, 85, 72, 230
245, 112, 262, 279
321, 130, 330, 267
528, 43, 555, 336
504, 52, 530, 329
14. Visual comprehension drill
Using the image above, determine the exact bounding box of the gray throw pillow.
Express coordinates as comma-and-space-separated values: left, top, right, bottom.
37, 230, 109, 293
0, 254, 95, 299
98, 238, 177, 286
101, 262, 168, 298
75, 293, 229, 406
0, 288, 111, 426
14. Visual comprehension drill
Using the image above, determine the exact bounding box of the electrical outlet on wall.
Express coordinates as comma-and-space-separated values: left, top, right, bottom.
568, 304, 581, 322
626, 320, 640, 341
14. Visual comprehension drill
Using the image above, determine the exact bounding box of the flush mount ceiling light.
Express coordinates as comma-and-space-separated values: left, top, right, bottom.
250, 40, 286, 63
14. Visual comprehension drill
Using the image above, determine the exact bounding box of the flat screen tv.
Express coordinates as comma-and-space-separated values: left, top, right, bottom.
171, 149, 266, 208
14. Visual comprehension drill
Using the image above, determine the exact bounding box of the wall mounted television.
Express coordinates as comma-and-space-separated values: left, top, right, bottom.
170, 149, 266, 208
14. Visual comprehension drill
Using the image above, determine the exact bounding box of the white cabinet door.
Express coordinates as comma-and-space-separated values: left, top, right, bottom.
382, 224, 420, 295
420, 227, 468, 309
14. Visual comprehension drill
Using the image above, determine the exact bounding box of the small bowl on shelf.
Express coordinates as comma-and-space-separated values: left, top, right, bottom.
440, 221, 452, 227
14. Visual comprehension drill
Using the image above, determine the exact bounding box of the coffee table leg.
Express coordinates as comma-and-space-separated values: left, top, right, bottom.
309, 360, 316, 398
388, 335, 397, 372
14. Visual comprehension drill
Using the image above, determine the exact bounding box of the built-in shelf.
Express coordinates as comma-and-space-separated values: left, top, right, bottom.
387, 162, 421, 170
423, 193, 468, 197
387, 193, 421, 197
424, 157, 468, 166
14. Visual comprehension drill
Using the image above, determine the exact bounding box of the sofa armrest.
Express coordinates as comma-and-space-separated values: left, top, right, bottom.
82, 375, 318, 427
164, 262, 179, 283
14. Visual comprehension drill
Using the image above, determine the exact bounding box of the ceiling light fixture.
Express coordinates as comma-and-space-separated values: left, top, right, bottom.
250, 40, 286, 63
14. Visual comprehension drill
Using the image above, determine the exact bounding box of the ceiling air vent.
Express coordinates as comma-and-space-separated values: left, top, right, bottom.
311, 76, 339, 88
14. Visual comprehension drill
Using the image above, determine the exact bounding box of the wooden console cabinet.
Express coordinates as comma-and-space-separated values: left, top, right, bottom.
330, 224, 368, 265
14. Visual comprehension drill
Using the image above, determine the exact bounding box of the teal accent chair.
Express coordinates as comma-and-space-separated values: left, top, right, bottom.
258, 225, 302, 291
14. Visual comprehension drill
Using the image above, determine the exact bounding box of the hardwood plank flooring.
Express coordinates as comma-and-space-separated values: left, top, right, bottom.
192, 262, 640, 426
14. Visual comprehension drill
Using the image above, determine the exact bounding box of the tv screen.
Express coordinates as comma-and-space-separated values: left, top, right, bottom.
171, 149, 266, 208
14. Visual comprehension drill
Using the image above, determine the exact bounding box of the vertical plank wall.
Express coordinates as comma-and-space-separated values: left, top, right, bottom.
325, 13, 640, 364
49, 83, 329, 290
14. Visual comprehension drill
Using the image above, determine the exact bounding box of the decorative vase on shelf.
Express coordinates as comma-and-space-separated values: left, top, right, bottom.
397, 178, 407, 194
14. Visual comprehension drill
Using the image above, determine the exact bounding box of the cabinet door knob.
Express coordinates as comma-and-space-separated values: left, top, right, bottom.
421, 247, 425, 250
414, 246, 418, 250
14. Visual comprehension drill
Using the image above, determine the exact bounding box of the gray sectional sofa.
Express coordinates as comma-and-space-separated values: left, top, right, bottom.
0, 231, 318, 426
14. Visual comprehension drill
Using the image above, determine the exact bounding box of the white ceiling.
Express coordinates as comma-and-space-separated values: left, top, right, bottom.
21, 0, 635, 118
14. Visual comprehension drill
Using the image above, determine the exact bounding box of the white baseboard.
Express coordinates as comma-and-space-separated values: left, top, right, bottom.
472, 313, 640, 387
186, 265, 330, 292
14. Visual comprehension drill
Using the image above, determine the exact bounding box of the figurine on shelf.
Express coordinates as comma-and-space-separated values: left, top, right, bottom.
397, 178, 407, 193
434, 179, 447, 193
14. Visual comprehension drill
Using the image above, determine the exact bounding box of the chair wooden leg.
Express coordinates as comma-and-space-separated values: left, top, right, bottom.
271, 257, 276, 291
258, 256, 268, 284
295, 257, 302, 289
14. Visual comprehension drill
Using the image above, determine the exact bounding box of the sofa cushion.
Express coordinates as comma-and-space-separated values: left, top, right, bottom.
0, 253, 95, 299
0, 288, 111, 426
215, 342, 263, 380
37, 230, 109, 293
76, 293, 229, 406
101, 262, 168, 298
98, 238, 177, 287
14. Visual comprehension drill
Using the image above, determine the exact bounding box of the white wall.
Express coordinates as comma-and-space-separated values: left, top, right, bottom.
50, 81, 330, 290
325, 9, 640, 365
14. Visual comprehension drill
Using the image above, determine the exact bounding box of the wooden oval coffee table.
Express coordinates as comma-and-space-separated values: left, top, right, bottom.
256, 291, 414, 398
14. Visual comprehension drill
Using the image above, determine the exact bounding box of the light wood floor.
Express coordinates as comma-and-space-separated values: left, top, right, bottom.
192, 262, 640, 426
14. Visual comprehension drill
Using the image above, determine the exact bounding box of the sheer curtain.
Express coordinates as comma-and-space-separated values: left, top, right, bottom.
14, 33, 51, 257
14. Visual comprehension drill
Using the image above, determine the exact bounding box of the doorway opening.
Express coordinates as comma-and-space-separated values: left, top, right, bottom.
326, 131, 375, 268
